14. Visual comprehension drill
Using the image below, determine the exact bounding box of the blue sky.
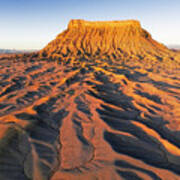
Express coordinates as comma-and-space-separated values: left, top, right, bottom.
0, 0, 179, 49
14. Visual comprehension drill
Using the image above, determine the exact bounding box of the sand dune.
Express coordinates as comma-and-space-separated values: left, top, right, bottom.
0, 20, 180, 180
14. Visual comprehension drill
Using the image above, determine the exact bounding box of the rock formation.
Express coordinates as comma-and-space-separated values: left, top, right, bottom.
0, 20, 180, 180
40, 20, 176, 61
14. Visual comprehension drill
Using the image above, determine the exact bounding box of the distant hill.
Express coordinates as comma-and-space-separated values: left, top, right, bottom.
168, 45, 180, 50
0, 49, 38, 54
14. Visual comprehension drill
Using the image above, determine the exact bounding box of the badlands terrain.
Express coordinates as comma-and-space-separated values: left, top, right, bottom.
0, 20, 180, 180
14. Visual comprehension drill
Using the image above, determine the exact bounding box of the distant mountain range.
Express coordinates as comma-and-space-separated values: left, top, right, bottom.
0, 49, 38, 54
0, 45, 179, 55
168, 45, 180, 49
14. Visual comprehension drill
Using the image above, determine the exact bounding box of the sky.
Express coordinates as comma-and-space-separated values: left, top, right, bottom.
0, 0, 180, 50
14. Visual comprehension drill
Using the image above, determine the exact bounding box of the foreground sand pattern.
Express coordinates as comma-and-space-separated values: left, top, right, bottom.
0, 20, 180, 180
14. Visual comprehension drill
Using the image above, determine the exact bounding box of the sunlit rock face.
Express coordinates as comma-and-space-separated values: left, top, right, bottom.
0, 20, 180, 180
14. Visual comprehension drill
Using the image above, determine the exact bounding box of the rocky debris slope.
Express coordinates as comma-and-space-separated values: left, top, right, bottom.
40, 20, 179, 64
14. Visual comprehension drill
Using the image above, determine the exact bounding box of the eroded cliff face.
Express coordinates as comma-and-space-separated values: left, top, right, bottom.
40, 19, 175, 62
0, 20, 180, 180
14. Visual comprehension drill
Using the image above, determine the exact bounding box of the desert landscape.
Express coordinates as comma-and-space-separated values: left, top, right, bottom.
0, 20, 180, 180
